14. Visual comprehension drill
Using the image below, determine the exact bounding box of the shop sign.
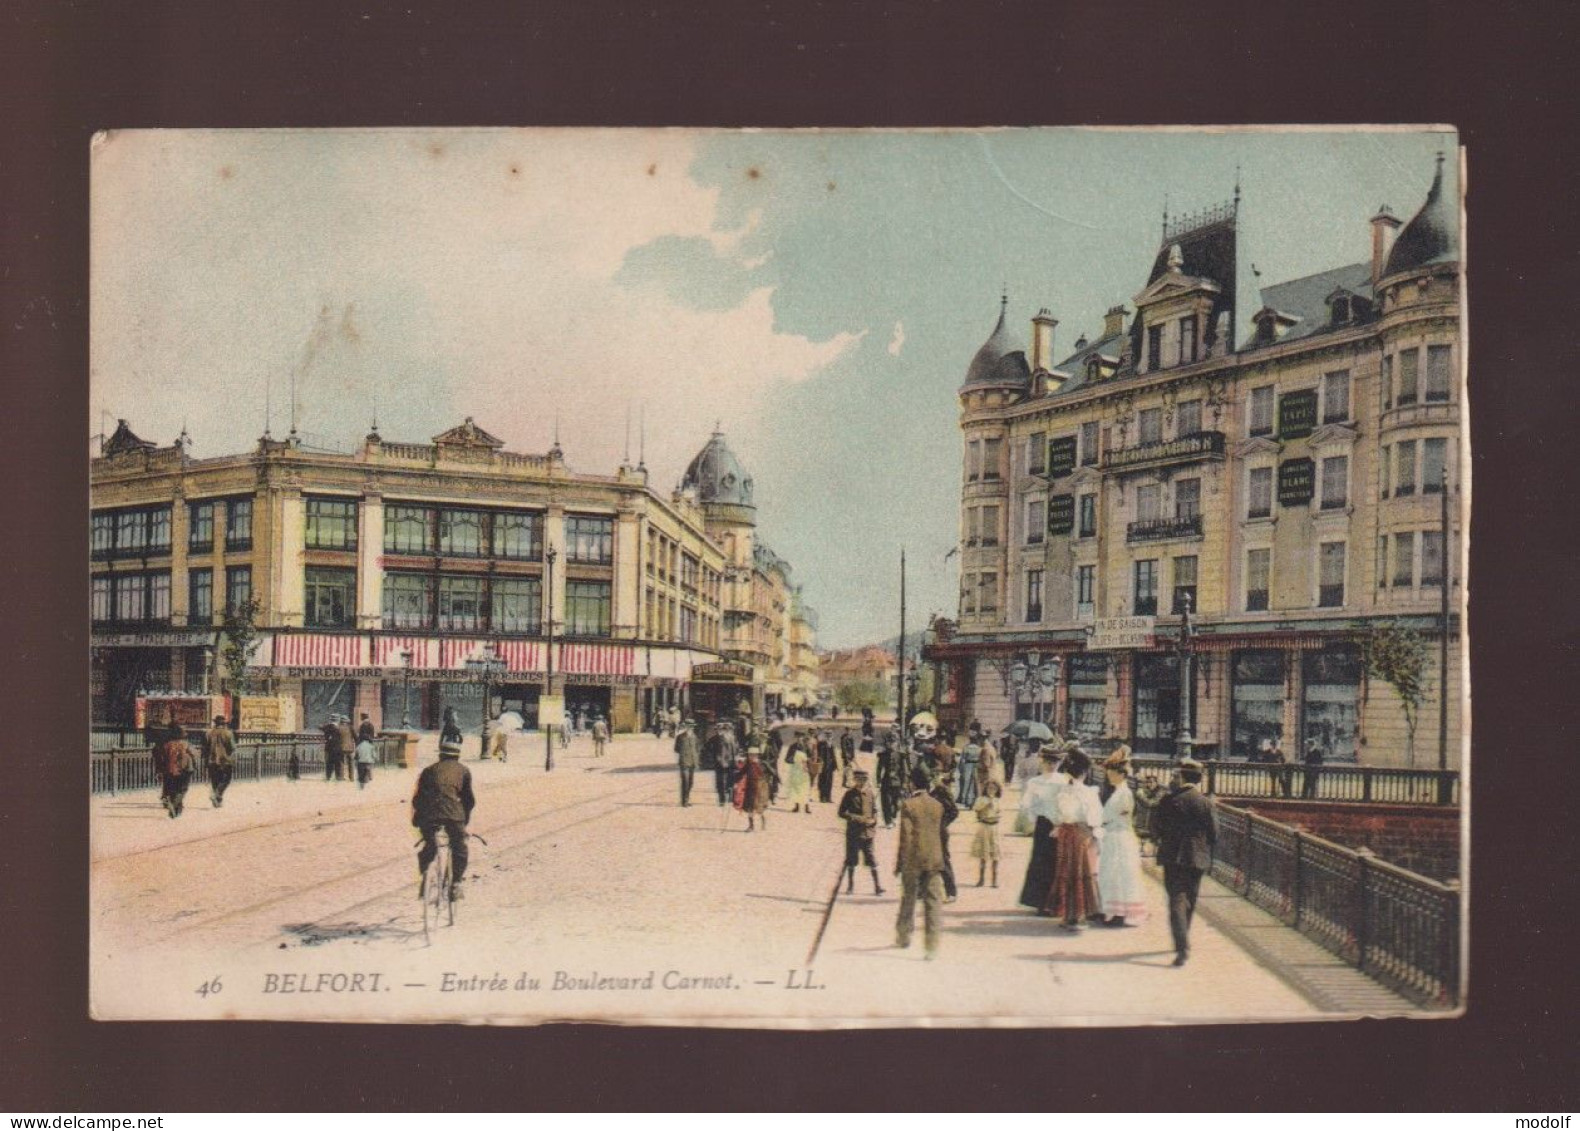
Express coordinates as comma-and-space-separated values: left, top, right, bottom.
1278, 458, 1315, 506
276, 666, 644, 686
1046, 436, 1078, 479
94, 629, 217, 648
1047, 494, 1075, 535
1278, 389, 1318, 440
691, 661, 754, 683
538, 695, 565, 727
1088, 616, 1155, 650
1067, 653, 1110, 683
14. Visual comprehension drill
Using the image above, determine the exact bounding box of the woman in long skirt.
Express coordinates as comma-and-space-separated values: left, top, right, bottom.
785, 740, 812, 813
736, 748, 770, 831
1097, 750, 1148, 926
1016, 748, 1065, 908
1044, 748, 1104, 929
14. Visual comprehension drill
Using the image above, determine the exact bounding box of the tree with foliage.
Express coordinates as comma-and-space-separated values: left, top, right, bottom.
835, 680, 890, 713
1362, 619, 1429, 765
220, 596, 264, 700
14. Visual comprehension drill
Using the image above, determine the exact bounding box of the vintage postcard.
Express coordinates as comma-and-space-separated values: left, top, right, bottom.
89, 127, 1467, 1026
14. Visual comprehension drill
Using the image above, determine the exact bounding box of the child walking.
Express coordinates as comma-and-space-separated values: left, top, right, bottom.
354, 736, 378, 789
971, 780, 1003, 887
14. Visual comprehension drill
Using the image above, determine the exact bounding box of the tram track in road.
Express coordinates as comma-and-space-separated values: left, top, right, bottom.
153, 764, 675, 946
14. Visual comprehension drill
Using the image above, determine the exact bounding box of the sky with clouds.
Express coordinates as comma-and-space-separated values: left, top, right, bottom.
91, 127, 1456, 648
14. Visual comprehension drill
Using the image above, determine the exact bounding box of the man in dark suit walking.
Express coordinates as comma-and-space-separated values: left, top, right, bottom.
1150, 757, 1218, 967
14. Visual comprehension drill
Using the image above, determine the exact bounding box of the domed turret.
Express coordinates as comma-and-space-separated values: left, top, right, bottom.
682, 428, 756, 525
1383, 153, 1457, 279
961, 296, 1031, 392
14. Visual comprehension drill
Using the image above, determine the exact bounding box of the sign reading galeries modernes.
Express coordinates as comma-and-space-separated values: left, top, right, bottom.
1087, 616, 1156, 650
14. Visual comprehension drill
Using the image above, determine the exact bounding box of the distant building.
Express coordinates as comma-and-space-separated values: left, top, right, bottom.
677, 429, 809, 718
926, 158, 1463, 766
819, 645, 899, 708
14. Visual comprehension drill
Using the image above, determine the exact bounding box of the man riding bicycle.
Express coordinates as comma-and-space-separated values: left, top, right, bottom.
412, 738, 476, 899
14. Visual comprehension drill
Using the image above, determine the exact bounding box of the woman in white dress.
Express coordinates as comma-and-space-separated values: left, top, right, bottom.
785, 737, 812, 813
1097, 748, 1148, 927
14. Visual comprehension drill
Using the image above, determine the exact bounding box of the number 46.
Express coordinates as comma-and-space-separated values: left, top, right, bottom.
195, 976, 223, 998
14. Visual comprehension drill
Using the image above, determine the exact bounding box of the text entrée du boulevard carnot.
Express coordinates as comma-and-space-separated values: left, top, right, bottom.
259, 968, 827, 994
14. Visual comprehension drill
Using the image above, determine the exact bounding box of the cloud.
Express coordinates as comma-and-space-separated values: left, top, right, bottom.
91, 129, 862, 487
887, 320, 906, 356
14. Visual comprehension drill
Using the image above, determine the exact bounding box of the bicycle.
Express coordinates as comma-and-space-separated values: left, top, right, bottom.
419, 827, 456, 941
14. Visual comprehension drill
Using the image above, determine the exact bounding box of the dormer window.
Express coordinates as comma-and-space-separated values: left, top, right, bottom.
1332, 296, 1351, 324
1147, 325, 1163, 371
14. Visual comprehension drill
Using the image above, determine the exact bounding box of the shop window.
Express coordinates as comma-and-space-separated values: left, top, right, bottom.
1231, 649, 1285, 760
1302, 647, 1362, 762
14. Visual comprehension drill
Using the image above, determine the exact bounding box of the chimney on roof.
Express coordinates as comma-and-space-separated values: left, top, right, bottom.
1030, 309, 1058, 371
1103, 305, 1128, 339
1371, 205, 1403, 287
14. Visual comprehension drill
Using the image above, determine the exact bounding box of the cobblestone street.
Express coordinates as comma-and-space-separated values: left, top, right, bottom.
87, 731, 1409, 1025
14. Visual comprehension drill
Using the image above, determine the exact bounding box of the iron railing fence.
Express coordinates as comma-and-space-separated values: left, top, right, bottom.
1122, 757, 1459, 807
1130, 791, 1460, 1009
91, 735, 405, 796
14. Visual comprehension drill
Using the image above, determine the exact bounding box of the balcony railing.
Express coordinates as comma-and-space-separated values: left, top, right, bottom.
1127, 514, 1203, 543
1104, 430, 1226, 473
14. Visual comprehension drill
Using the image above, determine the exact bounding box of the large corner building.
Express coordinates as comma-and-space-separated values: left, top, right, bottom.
926, 158, 1464, 767
91, 420, 816, 732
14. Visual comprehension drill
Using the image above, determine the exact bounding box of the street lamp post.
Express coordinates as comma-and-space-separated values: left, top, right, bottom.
464, 644, 507, 761
544, 545, 558, 772
399, 648, 413, 729
1176, 591, 1195, 760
